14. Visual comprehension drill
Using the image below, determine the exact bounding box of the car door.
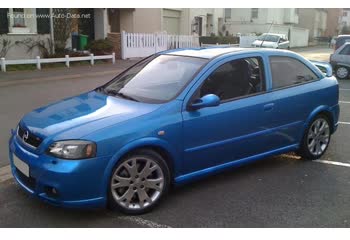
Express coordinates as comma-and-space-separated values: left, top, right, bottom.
181, 55, 277, 174
337, 44, 350, 66
266, 55, 323, 150
278, 38, 289, 49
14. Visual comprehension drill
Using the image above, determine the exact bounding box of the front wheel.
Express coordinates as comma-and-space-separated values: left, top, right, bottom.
298, 115, 331, 160
335, 66, 349, 79
108, 149, 170, 215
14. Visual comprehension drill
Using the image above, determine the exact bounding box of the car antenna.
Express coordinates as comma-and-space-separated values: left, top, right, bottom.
260, 21, 274, 48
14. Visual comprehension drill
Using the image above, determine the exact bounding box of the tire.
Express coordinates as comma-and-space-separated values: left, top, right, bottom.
335, 66, 349, 79
298, 114, 331, 160
108, 149, 171, 215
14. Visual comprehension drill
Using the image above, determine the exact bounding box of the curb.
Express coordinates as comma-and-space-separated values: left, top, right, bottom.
0, 70, 122, 88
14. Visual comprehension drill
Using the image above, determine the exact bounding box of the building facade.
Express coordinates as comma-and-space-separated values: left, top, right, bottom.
94, 8, 225, 38
0, 8, 53, 59
339, 8, 350, 33
223, 8, 300, 36
324, 8, 341, 37
296, 9, 328, 40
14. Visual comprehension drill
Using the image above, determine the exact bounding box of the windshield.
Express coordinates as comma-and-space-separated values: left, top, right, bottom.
257, 34, 280, 42
98, 55, 207, 103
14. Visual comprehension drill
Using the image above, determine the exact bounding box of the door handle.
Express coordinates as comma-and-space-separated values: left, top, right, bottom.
263, 103, 275, 112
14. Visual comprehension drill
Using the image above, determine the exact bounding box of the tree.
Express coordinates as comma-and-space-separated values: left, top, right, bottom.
0, 39, 14, 58
53, 8, 75, 50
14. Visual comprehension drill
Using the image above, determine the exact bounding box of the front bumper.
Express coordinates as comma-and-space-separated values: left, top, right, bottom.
9, 134, 111, 208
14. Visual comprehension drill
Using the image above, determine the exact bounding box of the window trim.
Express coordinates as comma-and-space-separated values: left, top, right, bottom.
339, 45, 350, 55
100, 54, 210, 104
268, 55, 322, 92
186, 56, 268, 110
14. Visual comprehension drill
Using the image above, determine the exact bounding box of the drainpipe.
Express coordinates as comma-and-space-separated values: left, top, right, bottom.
49, 8, 55, 54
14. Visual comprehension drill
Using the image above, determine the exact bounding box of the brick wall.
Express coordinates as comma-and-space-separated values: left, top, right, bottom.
107, 32, 122, 59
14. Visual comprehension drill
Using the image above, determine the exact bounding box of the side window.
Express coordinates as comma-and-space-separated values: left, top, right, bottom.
339, 45, 350, 55
198, 57, 265, 102
270, 56, 319, 89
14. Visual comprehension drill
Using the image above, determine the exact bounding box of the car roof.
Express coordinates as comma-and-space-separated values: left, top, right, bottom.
163, 47, 287, 59
261, 33, 286, 37
337, 35, 350, 39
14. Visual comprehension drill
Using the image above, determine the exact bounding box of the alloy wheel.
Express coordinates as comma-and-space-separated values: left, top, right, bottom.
307, 118, 330, 156
110, 157, 165, 210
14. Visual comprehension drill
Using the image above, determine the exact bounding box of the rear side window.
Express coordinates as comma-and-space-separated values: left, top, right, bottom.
336, 37, 350, 49
339, 45, 350, 55
269, 56, 319, 89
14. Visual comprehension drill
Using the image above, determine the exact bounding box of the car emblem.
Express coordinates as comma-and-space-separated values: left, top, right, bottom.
22, 130, 29, 142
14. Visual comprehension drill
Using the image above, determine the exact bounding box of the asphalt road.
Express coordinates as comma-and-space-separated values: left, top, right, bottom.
0, 47, 349, 227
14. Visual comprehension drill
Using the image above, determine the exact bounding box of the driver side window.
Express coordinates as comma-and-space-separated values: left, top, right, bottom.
198, 57, 265, 102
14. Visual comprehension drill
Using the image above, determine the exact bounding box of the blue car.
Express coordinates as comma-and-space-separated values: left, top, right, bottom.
9, 48, 339, 214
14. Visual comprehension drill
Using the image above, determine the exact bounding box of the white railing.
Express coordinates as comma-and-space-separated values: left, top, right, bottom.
0, 53, 115, 72
200, 43, 239, 47
121, 31, 200, 59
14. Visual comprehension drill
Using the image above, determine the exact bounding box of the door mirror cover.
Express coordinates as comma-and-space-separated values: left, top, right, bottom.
190, 94, 220, 110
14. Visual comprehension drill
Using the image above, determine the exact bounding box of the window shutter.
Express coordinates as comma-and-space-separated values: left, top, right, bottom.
36, 8, 50, 34
0, 8, 9, 34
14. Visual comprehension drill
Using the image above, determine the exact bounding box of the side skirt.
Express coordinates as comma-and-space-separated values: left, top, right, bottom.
174, 144, 299, 185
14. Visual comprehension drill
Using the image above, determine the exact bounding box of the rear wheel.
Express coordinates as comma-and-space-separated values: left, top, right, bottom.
298, 115, 331, 160
108, 149, 170, 215
335, 66, 349, 79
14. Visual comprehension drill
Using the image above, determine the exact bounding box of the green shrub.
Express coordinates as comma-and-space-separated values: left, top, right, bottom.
86, 39, 113, 55
199, 36, 239, 45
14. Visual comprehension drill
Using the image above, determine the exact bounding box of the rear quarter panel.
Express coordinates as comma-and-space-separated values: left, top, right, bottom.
264, 51, 339, 141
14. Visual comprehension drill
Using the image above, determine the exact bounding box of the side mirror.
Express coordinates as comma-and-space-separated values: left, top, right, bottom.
190, 94, 220, 110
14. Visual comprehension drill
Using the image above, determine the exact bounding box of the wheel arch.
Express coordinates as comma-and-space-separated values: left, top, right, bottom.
102, 137, 179, 197
303, 106, 335, 136
335, 63, 350, 69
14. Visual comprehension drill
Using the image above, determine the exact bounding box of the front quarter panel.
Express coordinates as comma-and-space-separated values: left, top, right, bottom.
82, 100, 184, 195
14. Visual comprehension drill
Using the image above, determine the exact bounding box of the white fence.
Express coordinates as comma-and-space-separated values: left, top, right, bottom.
0, 53, 115, 72
121, 31, 200, 59
239, 36, 259, 48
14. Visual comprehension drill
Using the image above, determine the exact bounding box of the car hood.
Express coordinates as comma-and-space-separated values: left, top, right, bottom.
20, 91, 162, 140
252, 40, 278, 48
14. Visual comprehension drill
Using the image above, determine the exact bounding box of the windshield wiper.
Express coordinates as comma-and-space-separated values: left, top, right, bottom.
95, 86, 105, 93
114, 92, 140, 102
102, 89, 139, 102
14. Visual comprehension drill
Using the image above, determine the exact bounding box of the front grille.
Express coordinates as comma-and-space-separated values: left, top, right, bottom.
17, 125, 43, 148
15, 168, 36, 191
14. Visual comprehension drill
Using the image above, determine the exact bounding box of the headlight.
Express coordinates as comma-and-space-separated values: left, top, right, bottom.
47, 140, 96, 159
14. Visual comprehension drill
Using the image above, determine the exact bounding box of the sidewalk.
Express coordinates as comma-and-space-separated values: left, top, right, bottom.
0, 59, 139, 87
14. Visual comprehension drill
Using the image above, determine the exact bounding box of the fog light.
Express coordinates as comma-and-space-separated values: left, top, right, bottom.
45, 186, 59, 198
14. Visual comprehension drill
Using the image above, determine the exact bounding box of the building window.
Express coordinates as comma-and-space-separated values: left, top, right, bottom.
251, 8, 259, 19
13, 8, 25, 27
224, 8, 231, 19
343, 11, 348, 17
36, 8, 51, 34
0, 8, 9, 34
